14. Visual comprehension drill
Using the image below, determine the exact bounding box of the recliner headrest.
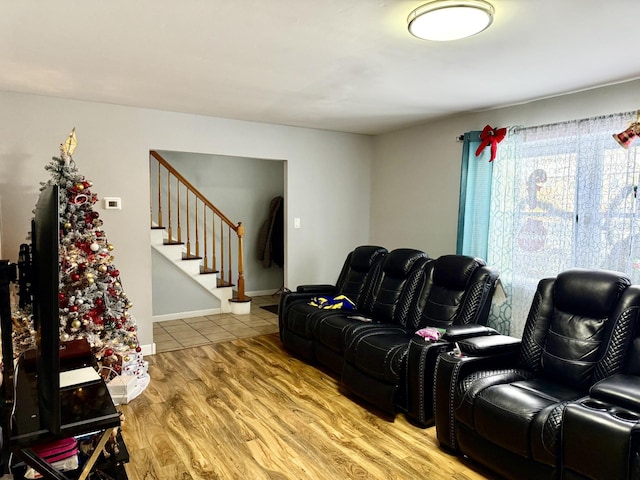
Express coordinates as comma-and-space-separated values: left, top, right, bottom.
350, 246, 387, 270
383, 248, 429, 277
433, 255, 485, 290
554, 268, 631, 318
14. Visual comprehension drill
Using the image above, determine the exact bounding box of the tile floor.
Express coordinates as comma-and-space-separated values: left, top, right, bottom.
153, 295, 281, 353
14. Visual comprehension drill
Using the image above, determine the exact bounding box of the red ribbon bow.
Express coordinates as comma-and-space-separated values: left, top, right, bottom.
475, 125, 507, 162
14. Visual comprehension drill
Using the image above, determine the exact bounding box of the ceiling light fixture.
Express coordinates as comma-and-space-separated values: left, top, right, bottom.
407, 0, 495, 41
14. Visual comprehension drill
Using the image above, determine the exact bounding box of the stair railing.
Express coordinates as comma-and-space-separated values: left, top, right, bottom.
149, 150, 247, 301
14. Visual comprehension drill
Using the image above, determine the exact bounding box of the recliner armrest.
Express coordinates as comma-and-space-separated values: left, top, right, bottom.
457, 334, 521, 357
434, 347, 520, 451
590, 374, 640, 412
295, 284, 339, 294
442, 324, 497, 341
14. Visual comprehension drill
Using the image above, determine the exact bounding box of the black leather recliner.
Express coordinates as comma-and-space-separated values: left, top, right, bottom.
434, 268, 640, 480
278, 245, 387, 360
311, 248, 430, 374
341, 255, 499, 416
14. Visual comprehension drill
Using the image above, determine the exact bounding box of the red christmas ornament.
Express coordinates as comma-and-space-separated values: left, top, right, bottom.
104, 348, 114, 357
96, 298, 104, 306
475, 125, 507, 162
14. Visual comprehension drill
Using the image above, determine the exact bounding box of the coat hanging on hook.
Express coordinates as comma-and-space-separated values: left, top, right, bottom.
257, 196, 284, 268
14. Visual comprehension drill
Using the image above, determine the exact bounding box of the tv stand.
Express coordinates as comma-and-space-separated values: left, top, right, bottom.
0, 260, 129, 479
10, 358, 128, 479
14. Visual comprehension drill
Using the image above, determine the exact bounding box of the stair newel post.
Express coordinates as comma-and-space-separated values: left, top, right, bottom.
177, 182, 182, 244
167, 172, 173, 242
203, 206, 208, 272
236, 222, 246, 301
212, 213, 217, 272
186, 190, 191, 256
227, 224, 232, 285
195, 197, 200, 258
220, 218, 225, 282
156, 158, 163, 228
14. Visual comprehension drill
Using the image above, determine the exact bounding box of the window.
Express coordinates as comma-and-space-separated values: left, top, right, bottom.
459, 112, 640, 336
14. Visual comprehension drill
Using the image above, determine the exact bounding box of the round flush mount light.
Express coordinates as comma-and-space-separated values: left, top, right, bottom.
408, 0, 494, 41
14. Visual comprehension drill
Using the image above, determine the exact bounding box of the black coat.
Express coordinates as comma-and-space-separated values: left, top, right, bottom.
257, 196, 284, 268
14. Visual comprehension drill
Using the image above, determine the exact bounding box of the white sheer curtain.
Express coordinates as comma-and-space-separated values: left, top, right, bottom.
487, 112, 640, 336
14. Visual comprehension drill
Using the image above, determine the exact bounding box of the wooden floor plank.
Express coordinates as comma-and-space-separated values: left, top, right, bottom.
120, 333, 492, 479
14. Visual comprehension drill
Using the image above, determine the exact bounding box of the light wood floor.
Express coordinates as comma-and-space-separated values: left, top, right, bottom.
120, 333, 493, 480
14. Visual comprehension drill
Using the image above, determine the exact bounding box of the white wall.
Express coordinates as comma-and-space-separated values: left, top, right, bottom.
371, 79, 640, 258
5, 80, 636, 349
0, 91, 373, 349
151, 250, 219, 315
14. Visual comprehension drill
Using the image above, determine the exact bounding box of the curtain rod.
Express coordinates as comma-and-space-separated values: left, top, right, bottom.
456, 109, 638, 141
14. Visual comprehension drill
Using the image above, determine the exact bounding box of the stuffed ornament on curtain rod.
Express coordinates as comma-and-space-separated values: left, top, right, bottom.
613, 113, 640, 149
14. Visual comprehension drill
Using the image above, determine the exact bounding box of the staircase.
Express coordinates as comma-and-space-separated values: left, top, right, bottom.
150, 151, 251, 315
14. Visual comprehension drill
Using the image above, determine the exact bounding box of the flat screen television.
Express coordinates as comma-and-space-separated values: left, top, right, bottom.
30, 184, 61, 434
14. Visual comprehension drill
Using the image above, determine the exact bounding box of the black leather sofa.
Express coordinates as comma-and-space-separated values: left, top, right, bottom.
311, 248, 430, 374
341, 254, 499, 416
433, 268, 640, 480
279, 245, 388, 361
278, 246, 500, 420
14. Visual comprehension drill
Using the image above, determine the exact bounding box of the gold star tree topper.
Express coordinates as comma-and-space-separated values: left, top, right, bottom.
60, 128, 78, 161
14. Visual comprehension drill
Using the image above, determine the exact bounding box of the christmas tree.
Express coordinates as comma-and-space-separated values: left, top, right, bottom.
14, 129, 148, 402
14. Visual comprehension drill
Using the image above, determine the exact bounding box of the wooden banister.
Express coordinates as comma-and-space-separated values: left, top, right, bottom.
150, 150, 248, 302
150, 151, 237, 229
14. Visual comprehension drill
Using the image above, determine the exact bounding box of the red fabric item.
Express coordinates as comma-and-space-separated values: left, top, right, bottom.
475, 125, 507, 162
32, 437, 78, 463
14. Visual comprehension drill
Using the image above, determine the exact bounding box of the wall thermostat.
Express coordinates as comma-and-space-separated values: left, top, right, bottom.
104, 197, 122, 210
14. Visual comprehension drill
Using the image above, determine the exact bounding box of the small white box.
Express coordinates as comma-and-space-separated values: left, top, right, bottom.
107, 373, 137, 397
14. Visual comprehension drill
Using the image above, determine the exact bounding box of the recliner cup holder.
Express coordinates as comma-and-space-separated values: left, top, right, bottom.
611, 408, 640, 422
581, 399, 608, 411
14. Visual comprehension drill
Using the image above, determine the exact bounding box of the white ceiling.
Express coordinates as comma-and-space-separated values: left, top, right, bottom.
1, 1, 639, 135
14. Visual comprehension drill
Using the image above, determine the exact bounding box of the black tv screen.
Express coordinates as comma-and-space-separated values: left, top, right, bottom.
31, 184, 61, 434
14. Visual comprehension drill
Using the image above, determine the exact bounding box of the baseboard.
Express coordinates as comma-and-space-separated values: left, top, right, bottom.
152, 307, 222, 322
247, 289, 282, 297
